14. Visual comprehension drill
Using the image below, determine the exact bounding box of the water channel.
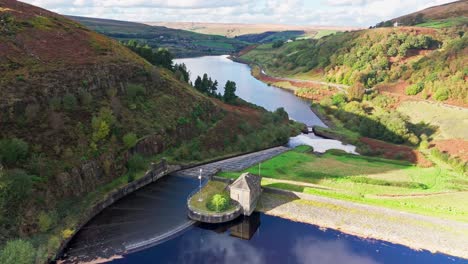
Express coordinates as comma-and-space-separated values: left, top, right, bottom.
60, 56, 465, 263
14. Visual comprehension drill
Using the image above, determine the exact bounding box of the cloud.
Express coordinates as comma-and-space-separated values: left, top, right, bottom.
20, 0, 459, 27
292, 237, 381, 264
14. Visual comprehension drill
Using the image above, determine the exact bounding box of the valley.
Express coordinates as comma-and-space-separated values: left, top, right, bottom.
0, 0, 467, 263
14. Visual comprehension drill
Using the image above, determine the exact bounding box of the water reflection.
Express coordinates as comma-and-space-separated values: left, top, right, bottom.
111, 214, 460, 264
292, 238, 379, 264
288, 134, 357, 154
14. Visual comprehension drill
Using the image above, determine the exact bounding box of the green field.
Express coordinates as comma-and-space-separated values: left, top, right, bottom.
397, 101, 468, 140
416, 17, 468, 28
313, 30, 338, 39
219, 146, 468, 221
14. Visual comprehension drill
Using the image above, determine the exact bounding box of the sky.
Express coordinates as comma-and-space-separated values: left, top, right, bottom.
21, 0, 457, 27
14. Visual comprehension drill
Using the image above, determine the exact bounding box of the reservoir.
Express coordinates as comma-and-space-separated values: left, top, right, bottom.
175, 55, 357, 153
61, 56, 465, 263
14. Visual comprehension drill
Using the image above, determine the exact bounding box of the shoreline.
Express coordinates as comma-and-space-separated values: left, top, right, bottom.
257, 188, 468, 260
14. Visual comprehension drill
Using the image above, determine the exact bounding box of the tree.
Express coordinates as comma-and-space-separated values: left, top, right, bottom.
0, 138, 29, 166
332, 93, 347, 106
123, 133, 138, 149
62, 93, 78, 111
154, 48, 174, 70
223, 80, 237, 103
272, 40, 284, 48
208, 194, 230, 212
194, 76, 202, 91
209, 80, 218, 96
0, 239, 35, 264
347, 83, 366, 101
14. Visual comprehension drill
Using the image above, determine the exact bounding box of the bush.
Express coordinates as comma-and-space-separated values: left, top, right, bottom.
332, 93, 347, 106
62, 93, 78, 111
0, 239, 36, 264
62, 229, 74, 239
38, 211, 56, 232
206, 194, 230, 212
347, 83, 365, 101
0, 138, 29, 166
79, 91, 93, 107
419, 140, 429, 149
127, 154, 146, 172
405, 83, 424, 95
126, 84, 146, 101
433, 87, 449, 101
48, 97, 61, 111
123, 133, 138, 149
272, 40, 284, 48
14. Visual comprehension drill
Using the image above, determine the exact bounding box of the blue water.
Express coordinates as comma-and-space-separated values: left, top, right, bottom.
111, 213, 464, 264
175, 55, 326, 127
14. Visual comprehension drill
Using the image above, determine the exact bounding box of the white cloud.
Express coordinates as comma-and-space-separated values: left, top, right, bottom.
20, 0, 459, 26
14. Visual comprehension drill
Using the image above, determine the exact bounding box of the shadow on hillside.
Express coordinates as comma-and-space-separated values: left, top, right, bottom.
316, 104, 437, 164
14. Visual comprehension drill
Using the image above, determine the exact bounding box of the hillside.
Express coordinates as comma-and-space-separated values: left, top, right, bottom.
68, 16, 249, 58
376, 0, 468, 27
0, 1, 299, 262
393, 0, 467, 23
238, 2, 467, 167
240, 26, 467, 104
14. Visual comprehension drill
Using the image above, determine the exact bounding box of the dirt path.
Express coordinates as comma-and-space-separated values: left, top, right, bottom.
259, 68, 349, 92
258, 189, 468, 259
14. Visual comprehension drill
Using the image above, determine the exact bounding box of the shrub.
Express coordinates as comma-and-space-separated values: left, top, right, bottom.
332, 93, 347, 106
123, 133, 138, 149
433, 87, 449, 101
127, 154, 146, 172
419, 140, 429, 149
405, 83, 424, 95
347, 83, 366, 101
48, 97, 61, 111
62, 229, 74, 239
38, 211, 56, 232
272, 40, 284, 48
126, 84, 146, 101
207, 194, 230, 212
0, 138, 29, 165
0, 240, 36, 264
79, 91, 93, 107
62, 93, 78, 111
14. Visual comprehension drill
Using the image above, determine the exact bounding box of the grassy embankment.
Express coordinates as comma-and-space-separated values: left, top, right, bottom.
219, 146, 468, 222
189, 181, 236, 214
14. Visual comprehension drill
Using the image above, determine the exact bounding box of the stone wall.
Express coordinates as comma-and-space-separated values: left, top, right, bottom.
187, 201, 242, 224
56, 159, 171, 260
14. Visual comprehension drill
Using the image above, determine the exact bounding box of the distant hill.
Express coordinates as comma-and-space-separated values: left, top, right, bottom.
376, 0, 468, 28
68, 16, 249, 57
235, 30, 310, 43
146, 22, 357, 38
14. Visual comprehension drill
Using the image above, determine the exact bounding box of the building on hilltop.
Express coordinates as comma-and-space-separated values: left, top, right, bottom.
229, 172, 262, 216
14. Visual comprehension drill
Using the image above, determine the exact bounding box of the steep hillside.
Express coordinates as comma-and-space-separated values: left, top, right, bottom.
68, 16, 248, 58
392, 0, 467, 25
240, 26, 467, 104
0, 1, 299, 262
